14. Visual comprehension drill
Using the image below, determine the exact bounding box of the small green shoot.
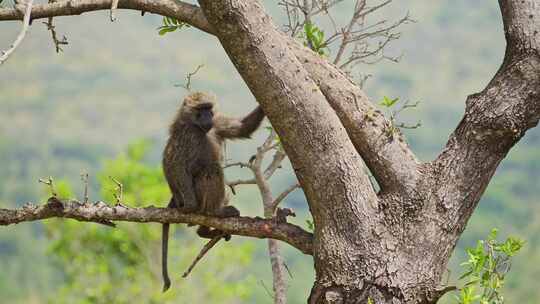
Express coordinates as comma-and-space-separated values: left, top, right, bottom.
157, 17, 190, 36
265, 126, 282, 149
378, 96, 421, 138
302, 22, 328, 56
454, 228, 525, 304
380, 96, 399, 108
305, 219, 314, 232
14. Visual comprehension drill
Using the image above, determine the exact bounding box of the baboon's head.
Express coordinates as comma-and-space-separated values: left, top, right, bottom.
180, 92, 216, 133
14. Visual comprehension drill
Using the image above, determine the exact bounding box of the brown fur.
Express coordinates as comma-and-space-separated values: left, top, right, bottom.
161, 92, 265, 291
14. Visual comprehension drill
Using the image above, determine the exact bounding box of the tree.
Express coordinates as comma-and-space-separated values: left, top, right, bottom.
1, 1, 539, 303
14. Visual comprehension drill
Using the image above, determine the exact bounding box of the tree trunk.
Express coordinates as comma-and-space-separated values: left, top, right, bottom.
197, 0, 540, 303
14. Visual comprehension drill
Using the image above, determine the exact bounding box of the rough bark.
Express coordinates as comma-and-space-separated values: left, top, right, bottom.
195, 1, 423, 303
0, 0, 538, 303
0, 199, 313, 255
268, 239, 288, 304
197, 1, 539, 303
286, 40, 421, 194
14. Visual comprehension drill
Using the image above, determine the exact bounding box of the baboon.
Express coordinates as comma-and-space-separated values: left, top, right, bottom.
162, 91, 265, 291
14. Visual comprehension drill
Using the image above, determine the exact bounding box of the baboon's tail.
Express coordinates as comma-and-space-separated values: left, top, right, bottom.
162, 223, 171, 292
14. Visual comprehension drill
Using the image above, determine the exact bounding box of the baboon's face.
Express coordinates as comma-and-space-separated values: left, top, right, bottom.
193, 103, 214, 133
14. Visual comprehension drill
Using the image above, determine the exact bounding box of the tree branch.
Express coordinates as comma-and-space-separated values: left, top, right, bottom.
0, 0, 33, 64
271, 183, 300, 211
429, 0, 540, 232
0, 0, 214, 34
286, 39, 420, 194
0, 199, 314, 255
198, 0, 378, 223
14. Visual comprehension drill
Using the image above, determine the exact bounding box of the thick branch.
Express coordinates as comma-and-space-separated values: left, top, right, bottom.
0, 199, 313, 255
499, 0, 540, 55
198, 0, 377, 220
287, 40, 420, 193
429, 0, 540, 233
0, 0, 213, 34
197, 2, 388, 296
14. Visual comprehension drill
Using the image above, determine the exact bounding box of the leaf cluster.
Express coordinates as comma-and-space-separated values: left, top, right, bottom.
157, 17, 191, 36
456, 228, 525, 304
302, 22, 328, 56
378, 96, 421, 138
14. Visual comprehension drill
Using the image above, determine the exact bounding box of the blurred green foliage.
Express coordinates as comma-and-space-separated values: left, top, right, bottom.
40, 141, 255, 304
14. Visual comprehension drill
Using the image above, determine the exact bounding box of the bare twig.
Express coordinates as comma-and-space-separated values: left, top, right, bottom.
283, 261, 293, 279
226, 127, 295, 304
264, 150, 287, 179
224, 162, 250, 169
278, 0, 412, 86
38, 176, 57, 197
0, 0, 33, 65
43, 1, 68, 54
226, 178, 256, 187
176, 64, 204, 91
109, 176, 123, 203
110, 0, 119, 21
271, 183, 300, 210
259, 279, 275, 300
81, 172, 89, 204
182, 234, 224, 278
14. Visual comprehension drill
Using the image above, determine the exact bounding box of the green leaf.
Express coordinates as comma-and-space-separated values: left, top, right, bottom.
380, 96, 399, 107
158, 28, 171, 36
158, 17, 190, 36
303, 21, 327, 55
459, 269, 474, 280
488, 228, 498, 241
305, 219, 314, 232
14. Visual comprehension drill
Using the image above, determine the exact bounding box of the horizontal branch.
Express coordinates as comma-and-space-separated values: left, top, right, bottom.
0, 0, 214, 34
0, 198, 313, 255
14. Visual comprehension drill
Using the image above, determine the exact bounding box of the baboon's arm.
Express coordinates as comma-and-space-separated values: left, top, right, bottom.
176, 169, 198, 210
214, 106, 265, 139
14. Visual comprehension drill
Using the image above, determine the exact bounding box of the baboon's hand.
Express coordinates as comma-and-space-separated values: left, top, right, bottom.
217, 206, 240, 218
